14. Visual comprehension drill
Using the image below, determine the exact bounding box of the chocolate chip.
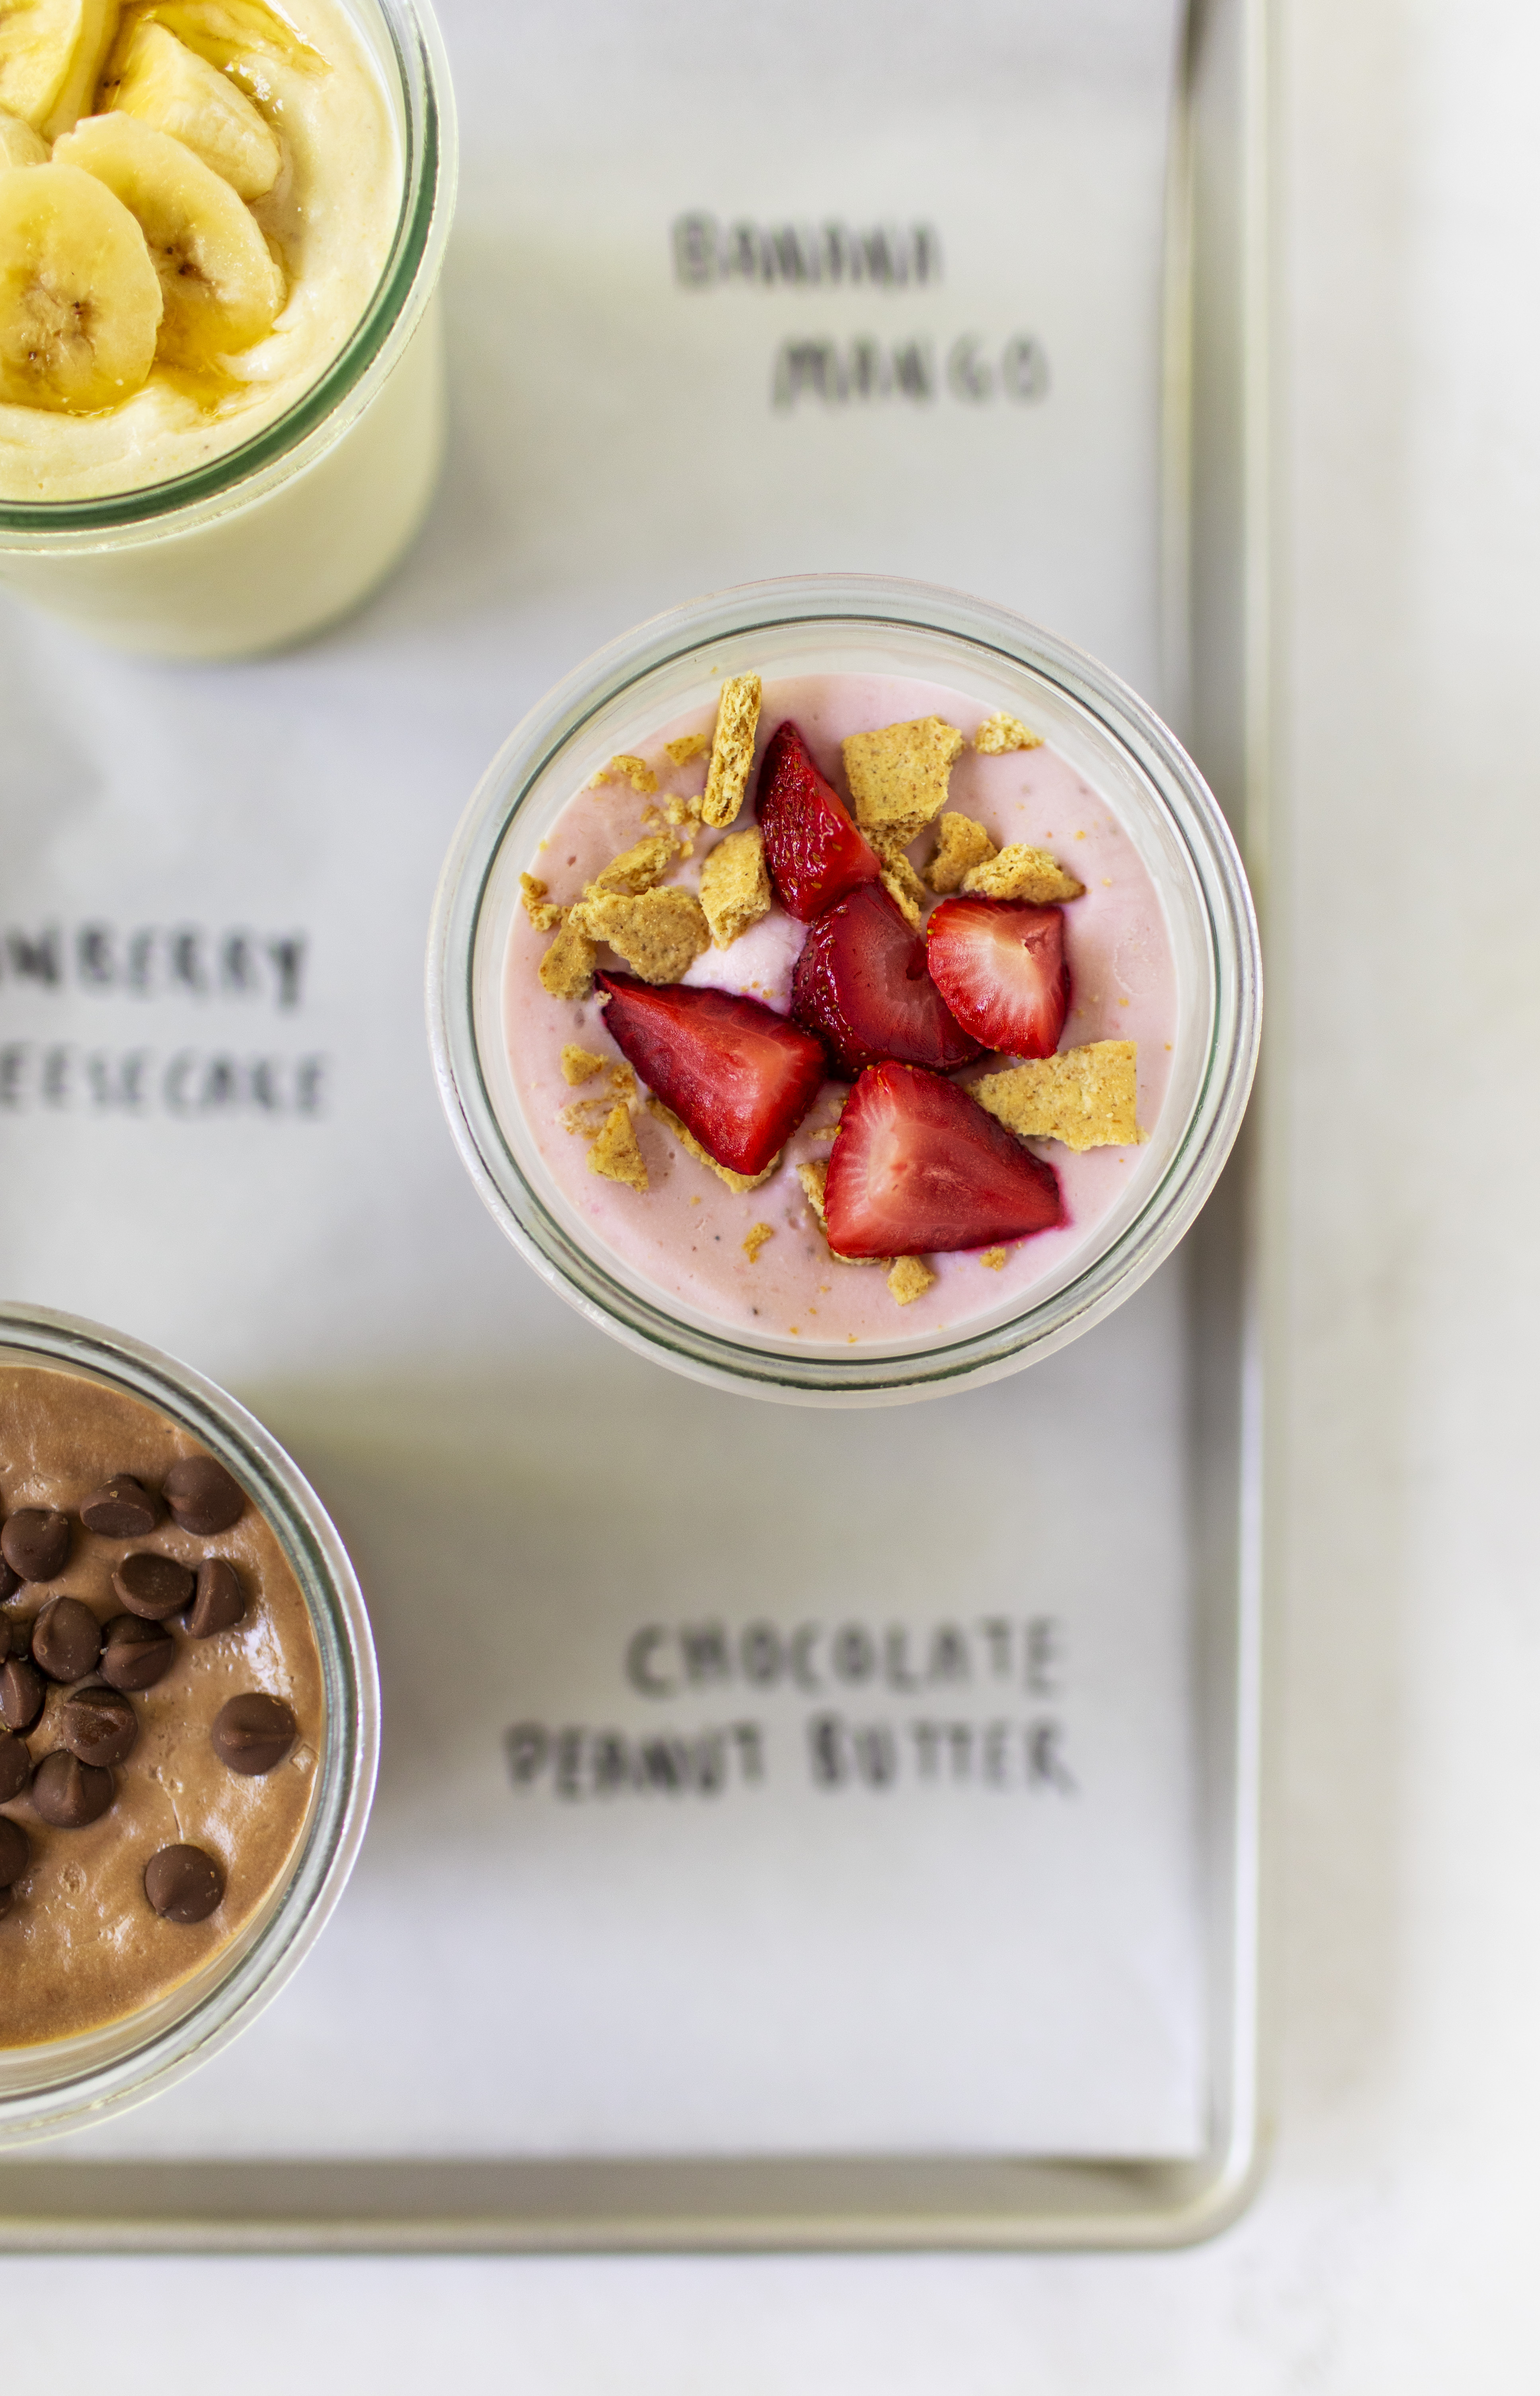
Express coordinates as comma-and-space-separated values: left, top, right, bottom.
0, 1885, 12, 1920
60, 1685, 138, 1770
112, 1552, 195, 1621
185, 1556, 246, 1640
98, 1615, 175, 1693
0, 1655, 45, 1733
144, 1844, 224, 1924
0, 1727, 30, 1804
31, 1750, 114, 1828
162, 1456, 244, 1536
2, 1617, 31, 1658
0, 1508, 71, 1583
31, 1596, 103, 1683
0, 1558, 20, 1602
211, 1692, 296, 1776
0, 1816, 30, 1887
79, 1475, 161, 1539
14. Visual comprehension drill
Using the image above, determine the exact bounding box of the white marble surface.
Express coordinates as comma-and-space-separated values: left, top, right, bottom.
10, 0, 1540, 2381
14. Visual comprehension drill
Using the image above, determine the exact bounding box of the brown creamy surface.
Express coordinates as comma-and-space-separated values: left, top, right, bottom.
0, 1362, 323, 2049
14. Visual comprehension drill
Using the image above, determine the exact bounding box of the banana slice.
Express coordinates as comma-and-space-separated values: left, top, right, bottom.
105, 20, 281, 199
55, 111, 284, 367
0, 160, 162, 412
0, 0, 119, 142
0, 109, 51, 165
113, 0, 325, 100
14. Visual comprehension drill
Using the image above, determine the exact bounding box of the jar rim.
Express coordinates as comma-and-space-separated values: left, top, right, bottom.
428, 574, 1263, 1406
0, 0, 456, 545
0, 1302, 378, 2148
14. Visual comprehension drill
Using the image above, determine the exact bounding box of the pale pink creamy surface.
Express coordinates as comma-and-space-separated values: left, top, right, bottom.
503, 674, 1179, 1351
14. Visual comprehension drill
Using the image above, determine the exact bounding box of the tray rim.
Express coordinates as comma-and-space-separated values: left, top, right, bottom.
0, 0, 1275, 2254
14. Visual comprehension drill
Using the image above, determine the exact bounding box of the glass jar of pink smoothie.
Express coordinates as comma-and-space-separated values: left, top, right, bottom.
428, 576, 1261, 1406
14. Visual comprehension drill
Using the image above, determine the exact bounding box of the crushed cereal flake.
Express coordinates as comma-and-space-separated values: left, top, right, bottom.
539, 913, 597, 1001
699, 825, 773, 948
578, 888, 710, 983
886, 1256, 936, 1305
560, 1044, 607, 1086
742, 1221, 775, 1263
926, 812, 997, 894
586, 1103, 649, 1192
648, 1097, 779, 1192
520, 873, 567, 932
842, 716, 964, 848
665, 732, 709, 766
974, 710, 1043, 755
973, 1041, 1140, 1151
702, 673, 763, 828
962, 843, 1085, 903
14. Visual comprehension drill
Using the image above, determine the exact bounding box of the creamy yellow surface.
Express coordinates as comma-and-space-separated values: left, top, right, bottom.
0, 0, 399, 503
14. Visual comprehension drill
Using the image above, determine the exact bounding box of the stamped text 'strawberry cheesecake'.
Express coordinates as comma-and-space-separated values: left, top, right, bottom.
504, 670, 1180, 1351
0, 0, 397, 501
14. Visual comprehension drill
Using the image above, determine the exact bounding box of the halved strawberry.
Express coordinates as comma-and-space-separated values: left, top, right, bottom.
790, 881, 981, 1079
598, 973, 827, 1177
925, 899, 1070, 1058
824, 1062, 1063, 1257
756, 719, 881, 921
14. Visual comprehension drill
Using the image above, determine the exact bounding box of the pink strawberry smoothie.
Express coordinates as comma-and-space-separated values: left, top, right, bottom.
503, 674, 1180, 1353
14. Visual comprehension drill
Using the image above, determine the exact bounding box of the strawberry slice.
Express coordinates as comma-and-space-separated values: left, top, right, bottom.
598, 972, 827, 1177
790, 881, 981, 1079
824, 1063, 1063, 1257
756, 719, 881, 921
925, 899, 1071, 1058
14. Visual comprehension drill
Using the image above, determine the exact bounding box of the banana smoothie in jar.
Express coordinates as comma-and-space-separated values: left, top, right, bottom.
0, 0, 454, 656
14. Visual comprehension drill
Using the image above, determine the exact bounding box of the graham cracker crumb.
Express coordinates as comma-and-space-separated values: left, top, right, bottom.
520, 873, 567, 933
666, 732, 709, 766
926, 812, 998, 894
539, 913, 597, 1001
973, 1041, 1140, 1151
591, 753, 659, 796
647, 1097, 779, 1192
878, 852, 928, 929
560, 1044, 607, 1086
702, 673, 763, 828
887, 1256, 936, 1306
587, 1103, 649, 1192
743, 1221, 775, 1263
666, 793, 704, 827
609, 1062, 638, 1099
974, 711, 1043, 755
842, 717, 964, 848
699, 825, 773, 948
795, 1159, 880, 1266
586, 832, 677, 899
559, 1096, 614, 1138
578, 888, 710, 983
980, 1247, 1009, 1270
961, 843, 1086, 904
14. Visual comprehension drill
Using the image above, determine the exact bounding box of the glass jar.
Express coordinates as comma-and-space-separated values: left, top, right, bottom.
0, 0, 455, 660
0, 1302, 377, 2149
428, 574, 1263, 1407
